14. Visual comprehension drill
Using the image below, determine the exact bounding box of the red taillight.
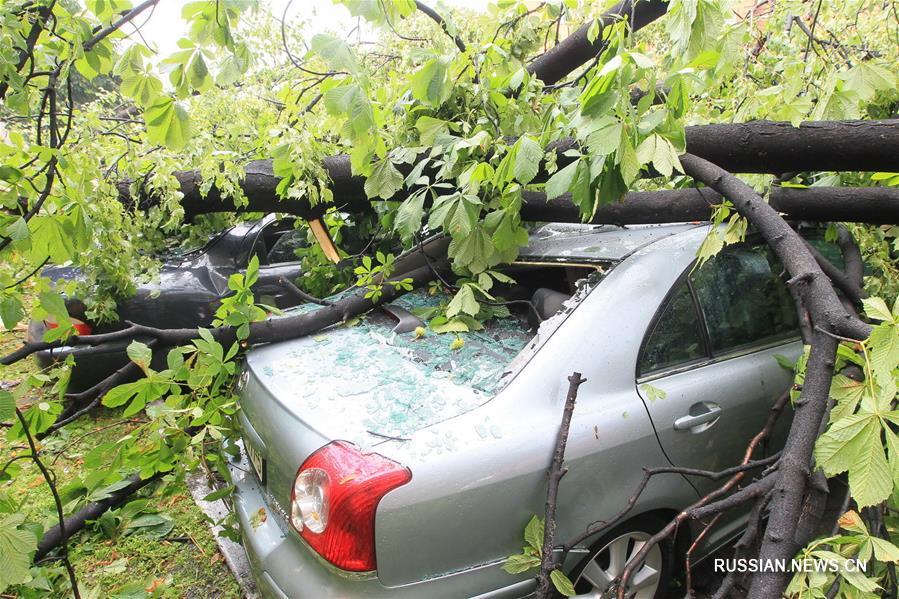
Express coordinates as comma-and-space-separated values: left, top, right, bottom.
45, 317, 92, 336
289, 441, 411, 572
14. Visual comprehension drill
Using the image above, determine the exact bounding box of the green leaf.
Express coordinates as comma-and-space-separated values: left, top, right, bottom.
502, 552, 541, 574
862, 297, 894, 323
415, 116, 449, 146
550, 569, 576, 597
364, 158, 404, 200
545, 160, 579, 201
411, 57, 450, 107
310, 34, 361, 77
323, 83, 374, 138
636, 134, 682, 177
126, 341, 153, 372
0, 295, 24, 330
524, 515, 544, 553
868, 322, 899, 385
446, 285, 479, 318
102, 381, 141, 408
870, 537, 899, 563
0, 514, 38, 593
0, 391, 14, 422
188, 51, 211, 91
145, 96, 191, 150
395, 192, 426, 242
514, 136, 544, 185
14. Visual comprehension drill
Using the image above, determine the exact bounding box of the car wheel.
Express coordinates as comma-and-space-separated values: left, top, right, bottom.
568, 515, 674, 599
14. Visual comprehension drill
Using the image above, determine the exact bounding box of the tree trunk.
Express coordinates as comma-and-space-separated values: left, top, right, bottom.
520, 186, 899, 225
547, 120, 899, 176
119, 120, 899, 221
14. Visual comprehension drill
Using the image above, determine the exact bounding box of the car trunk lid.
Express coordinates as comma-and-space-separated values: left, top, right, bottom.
237, 288, 533, 510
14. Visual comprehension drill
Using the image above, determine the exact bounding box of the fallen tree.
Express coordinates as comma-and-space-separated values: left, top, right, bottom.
117, 120, 899, 224
119, 120, 899, 222
3, 0, 899, 597
521, 185, 899, 226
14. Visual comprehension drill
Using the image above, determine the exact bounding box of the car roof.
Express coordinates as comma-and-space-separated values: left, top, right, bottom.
519, 222, 703, 263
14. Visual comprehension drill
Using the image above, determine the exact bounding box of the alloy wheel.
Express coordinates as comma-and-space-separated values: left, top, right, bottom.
573, 531, 663, 599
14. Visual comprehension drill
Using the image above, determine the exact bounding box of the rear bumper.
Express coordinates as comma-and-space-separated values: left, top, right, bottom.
229, 443, 534, 599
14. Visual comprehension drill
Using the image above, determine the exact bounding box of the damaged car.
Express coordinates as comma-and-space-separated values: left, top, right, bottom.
28, 215, 313, 389
230, 222, 836, 598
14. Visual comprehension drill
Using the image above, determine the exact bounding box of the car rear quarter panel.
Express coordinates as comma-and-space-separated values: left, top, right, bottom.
372, 227, 710, 589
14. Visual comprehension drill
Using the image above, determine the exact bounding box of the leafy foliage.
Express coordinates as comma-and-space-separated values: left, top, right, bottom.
0, 0, 898, 595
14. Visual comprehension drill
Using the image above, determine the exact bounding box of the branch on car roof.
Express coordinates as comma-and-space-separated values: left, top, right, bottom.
277, 276, 334, 306
536, 372, 585, 598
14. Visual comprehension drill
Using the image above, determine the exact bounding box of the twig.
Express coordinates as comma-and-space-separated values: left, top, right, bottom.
15, 408, 80, 598
535, 372, 585, 598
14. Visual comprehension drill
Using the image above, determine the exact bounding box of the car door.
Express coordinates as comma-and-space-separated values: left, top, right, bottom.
635, 240, 803, 498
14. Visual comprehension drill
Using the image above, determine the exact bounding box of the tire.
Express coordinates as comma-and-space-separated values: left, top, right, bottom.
567, 514, 676, 599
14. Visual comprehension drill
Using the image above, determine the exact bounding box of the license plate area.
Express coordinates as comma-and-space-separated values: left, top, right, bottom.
244, 439, 266, 484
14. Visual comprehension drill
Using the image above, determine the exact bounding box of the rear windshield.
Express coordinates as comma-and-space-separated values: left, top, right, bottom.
347, 261, 608, 394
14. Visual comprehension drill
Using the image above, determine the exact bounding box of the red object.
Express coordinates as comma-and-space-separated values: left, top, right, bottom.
289, 441, 411, 572
45, 317, 93, 336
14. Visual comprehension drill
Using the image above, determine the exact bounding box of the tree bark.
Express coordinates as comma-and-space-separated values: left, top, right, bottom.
546, 120, 899, 177
526, 0, 670, 85
35, 472, 163, 561
772, 185, 899, 225
677, 153, 871, 599
119, 120, 899, 221
520, 185, 899, 226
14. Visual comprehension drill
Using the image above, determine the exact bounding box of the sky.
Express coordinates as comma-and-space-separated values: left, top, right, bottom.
131, 0, 489, 57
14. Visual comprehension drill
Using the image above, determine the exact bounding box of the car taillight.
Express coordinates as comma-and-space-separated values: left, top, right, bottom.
45, 316, 92, 336
289, 441, 411, 572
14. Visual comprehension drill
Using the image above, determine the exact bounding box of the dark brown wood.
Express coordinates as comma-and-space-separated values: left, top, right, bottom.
120, 121, 899, 221
536, 372, 585, 599
526, 0, 670, 85
521, 185, 899, 226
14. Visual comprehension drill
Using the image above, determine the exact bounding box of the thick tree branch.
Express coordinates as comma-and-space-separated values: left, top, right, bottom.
119, 121, 899, 222
527, 0, 670, 85
521, 185, 899, 226
677, 154, 868, 599
34, 471, 162, 561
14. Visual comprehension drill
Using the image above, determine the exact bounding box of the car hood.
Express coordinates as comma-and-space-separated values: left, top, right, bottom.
242, 289, 533, 444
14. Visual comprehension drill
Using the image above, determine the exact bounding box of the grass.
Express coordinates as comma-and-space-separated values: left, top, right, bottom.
1, 285, 241, 598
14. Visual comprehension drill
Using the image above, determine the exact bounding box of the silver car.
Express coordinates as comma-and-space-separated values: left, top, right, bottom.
231, 222, 814, 598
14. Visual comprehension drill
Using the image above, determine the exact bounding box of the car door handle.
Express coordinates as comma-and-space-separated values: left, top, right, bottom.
674, 403, 722, 431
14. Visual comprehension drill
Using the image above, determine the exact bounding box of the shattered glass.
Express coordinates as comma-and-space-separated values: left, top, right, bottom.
249, 290, 534, 443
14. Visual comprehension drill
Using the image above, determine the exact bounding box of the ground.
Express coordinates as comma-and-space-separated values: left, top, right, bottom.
0, 285, 240, 598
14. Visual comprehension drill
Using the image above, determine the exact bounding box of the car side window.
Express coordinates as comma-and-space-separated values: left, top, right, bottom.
690, 243, 799, 354
638, 283, 707, 375
266, 229, 308, 264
